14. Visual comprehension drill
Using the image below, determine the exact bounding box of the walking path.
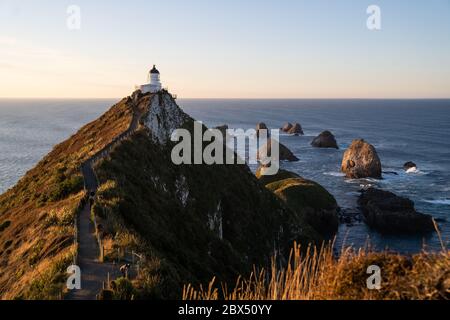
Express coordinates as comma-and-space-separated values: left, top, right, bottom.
66, 96, 148, 300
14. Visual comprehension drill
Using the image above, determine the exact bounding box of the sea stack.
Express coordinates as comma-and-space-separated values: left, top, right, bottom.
404, 161, 418, 173
262, 173, 339, 235
287, 123, 304, 135
359, 188, 434, 234
280, 123, 293, 132
258, 139, 299, 162
341, 139, 382, 179
256, 122, 269, 137
311, 131, 339, 149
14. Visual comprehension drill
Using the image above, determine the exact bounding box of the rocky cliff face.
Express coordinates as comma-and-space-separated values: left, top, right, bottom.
142, 92, 191, 144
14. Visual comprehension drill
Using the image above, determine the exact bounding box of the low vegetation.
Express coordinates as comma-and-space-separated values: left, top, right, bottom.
183, 242, 450, 300
19, 251, 75, 300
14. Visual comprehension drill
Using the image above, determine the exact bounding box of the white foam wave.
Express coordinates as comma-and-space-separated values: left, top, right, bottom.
423, 199, 450, 206
323, 171, 346, 177
406, 167, 418, 174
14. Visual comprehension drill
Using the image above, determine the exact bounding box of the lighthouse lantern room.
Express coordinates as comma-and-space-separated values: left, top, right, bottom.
135, 65, 162, 94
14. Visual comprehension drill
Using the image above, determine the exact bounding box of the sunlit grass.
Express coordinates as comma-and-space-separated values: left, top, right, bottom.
183, 240, 449, 300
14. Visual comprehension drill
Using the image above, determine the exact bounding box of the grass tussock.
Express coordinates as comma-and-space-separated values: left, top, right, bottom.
183, 242, 449, 300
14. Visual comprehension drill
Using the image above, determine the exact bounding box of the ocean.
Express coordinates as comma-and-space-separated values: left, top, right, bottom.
1, 98, 449, 253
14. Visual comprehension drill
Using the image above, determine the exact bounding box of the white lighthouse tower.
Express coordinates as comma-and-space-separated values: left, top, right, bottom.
135, 65, 162, 94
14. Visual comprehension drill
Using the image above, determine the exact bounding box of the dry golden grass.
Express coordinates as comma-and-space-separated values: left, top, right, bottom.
183, 240, 449, 300
0, 97, 134, 299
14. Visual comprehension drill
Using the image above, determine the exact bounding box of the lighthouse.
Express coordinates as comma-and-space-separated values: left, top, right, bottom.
135, 65, 162, 94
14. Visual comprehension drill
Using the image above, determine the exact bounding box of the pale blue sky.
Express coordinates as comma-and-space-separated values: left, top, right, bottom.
0, 0, 449, 98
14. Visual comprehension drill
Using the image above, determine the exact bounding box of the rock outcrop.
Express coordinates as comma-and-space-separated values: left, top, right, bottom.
404, 161, 417, 172
144, 93, 191, 144
266, 177, 339, 234
280, 123, 293, 132
358, 188, 434, 234
256, 167, 339, 234
280, 122, 303, 135
258, 139, 299, 162
341, 139, 382, 179
256, 167, 300, 185
256, 122, 268, 137
287, 123, 304, 135
311, 131, 339, 149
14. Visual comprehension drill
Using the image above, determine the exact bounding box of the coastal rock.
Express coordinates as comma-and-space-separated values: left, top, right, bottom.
144, 93, 189, 144
256, 167, 300, 185
215, 124, 229, 137
358, 188, 434, 234
287, 123, 304, 135
341, 139, 382, 179
339, 208, 363, 226
256, 122, 268, 137
258, 139, 299, 162
311, 131, 339, 149
280, 123, 293, 133
266, 177, 339, 234
404, 161, 417, 172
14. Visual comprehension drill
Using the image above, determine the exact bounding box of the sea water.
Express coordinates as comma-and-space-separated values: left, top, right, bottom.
1, 98, 449, 253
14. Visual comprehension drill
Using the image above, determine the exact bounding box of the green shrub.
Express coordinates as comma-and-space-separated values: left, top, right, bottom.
111, 277, 135, 300
45, 208, 74, 227
25, 254, 72, 300
49, 175, 84, 202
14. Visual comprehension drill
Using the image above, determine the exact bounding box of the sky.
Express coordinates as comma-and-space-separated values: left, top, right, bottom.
0, 0, 449, 99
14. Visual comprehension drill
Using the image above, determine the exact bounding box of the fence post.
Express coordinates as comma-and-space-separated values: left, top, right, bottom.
100, 243, 104, 262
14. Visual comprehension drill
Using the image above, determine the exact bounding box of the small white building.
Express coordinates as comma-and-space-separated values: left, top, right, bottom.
135, 65, 162, 94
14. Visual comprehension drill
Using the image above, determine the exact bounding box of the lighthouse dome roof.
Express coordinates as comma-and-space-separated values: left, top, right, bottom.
150, 65, 160, 74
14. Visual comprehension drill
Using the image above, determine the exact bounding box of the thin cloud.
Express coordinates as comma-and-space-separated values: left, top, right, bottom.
0, 36, 133, 93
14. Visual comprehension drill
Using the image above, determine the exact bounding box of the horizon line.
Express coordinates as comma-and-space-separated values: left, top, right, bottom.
1, 96, 450, 101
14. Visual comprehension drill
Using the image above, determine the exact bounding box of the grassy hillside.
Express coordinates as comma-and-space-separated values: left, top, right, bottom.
0, 97, 134, 299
